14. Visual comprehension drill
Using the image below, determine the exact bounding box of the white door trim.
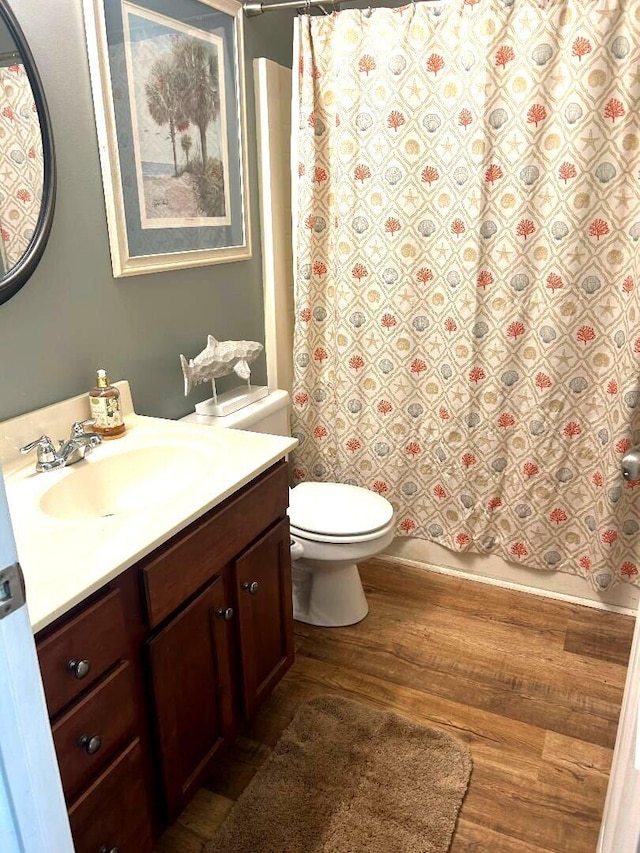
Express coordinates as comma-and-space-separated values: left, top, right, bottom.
254, 57, 295, 396
598, 598, 640, 853
0, 471, 73, 852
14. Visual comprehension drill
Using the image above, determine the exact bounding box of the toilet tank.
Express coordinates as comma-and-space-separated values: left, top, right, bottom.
181, 389, 291, 436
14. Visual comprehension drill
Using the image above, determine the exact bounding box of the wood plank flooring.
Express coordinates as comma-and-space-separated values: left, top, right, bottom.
156, 559, 635, 853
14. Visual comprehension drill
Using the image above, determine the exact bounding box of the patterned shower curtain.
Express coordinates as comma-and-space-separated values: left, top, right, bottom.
0, 63, 44, 271
290, 0, 640, 591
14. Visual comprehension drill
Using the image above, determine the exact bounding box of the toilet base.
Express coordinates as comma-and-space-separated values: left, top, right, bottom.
292, 559, 369, 627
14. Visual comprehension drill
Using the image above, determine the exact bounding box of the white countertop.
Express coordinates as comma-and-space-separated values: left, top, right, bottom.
1, 387, 296, 633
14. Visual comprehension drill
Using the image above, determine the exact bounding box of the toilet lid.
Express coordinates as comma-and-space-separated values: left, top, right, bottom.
288, 482, 394, 537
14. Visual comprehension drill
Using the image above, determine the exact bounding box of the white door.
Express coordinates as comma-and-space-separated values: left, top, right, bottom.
0, 468, 73, 851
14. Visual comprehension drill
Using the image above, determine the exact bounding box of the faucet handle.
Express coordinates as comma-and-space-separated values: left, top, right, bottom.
69, 420, 102, 456
20, 435, 57, 464
70, 419, 97, 438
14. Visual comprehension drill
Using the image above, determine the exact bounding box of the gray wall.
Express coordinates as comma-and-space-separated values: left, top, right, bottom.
0, 1, 294, 422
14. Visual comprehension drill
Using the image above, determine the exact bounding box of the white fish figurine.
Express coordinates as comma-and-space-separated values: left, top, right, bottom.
180, 335, 263, 398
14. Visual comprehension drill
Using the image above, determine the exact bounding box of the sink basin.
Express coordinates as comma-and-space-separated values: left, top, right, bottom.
39, 444, 216, 521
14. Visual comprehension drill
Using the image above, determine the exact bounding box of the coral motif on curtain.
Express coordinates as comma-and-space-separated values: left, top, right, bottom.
290, 0, 640, 590
0, 63, 43, 271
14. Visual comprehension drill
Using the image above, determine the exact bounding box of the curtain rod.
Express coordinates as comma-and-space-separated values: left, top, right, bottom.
244, 0, 440, 16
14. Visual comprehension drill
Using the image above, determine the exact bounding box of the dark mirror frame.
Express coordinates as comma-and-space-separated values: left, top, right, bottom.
0, 0, 55, 305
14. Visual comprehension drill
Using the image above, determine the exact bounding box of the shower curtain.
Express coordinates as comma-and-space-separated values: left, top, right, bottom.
290, 0, 640, 591
0, 63, 43, 271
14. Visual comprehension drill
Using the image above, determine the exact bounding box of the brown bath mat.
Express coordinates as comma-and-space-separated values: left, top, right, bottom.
204, 694, 472, 853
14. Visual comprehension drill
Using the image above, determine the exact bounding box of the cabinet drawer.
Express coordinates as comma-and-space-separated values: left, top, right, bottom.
38, 589, 127, 718
52, 661, 137, 803
68, 738, 154, 853
143, 461, 289, 628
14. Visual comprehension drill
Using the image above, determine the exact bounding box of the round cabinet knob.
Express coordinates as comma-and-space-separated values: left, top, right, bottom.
77, 734, 102, 755
66, 658, 91, 679
216, 607, 234, 621
98, 847, 119, 853
242, 581, 259, 595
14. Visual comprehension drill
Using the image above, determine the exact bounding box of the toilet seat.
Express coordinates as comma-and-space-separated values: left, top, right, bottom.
290, 517, 396, 545
288, 482, 394, 539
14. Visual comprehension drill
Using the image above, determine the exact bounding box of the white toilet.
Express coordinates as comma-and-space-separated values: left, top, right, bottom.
182, 390, 395, 626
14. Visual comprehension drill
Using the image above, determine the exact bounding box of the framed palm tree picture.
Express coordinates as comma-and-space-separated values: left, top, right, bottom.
83, 0, 251, 276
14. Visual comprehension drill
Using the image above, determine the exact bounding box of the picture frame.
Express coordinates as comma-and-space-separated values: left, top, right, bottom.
83, 0, 251, 277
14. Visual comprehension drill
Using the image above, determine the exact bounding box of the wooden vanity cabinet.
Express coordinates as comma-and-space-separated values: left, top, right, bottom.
36, 459, 295, 845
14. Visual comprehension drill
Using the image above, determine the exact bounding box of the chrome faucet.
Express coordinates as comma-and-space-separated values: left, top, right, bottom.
20, 420, 103, 473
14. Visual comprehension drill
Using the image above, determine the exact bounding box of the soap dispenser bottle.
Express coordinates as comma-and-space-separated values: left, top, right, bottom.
89, 369, 126, 439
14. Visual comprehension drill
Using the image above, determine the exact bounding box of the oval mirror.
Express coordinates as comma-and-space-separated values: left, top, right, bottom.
0, 0, 55, 305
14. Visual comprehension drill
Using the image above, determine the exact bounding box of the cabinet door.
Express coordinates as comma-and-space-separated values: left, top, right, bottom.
146, 576, 233, 821
235, 518, 294, 719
